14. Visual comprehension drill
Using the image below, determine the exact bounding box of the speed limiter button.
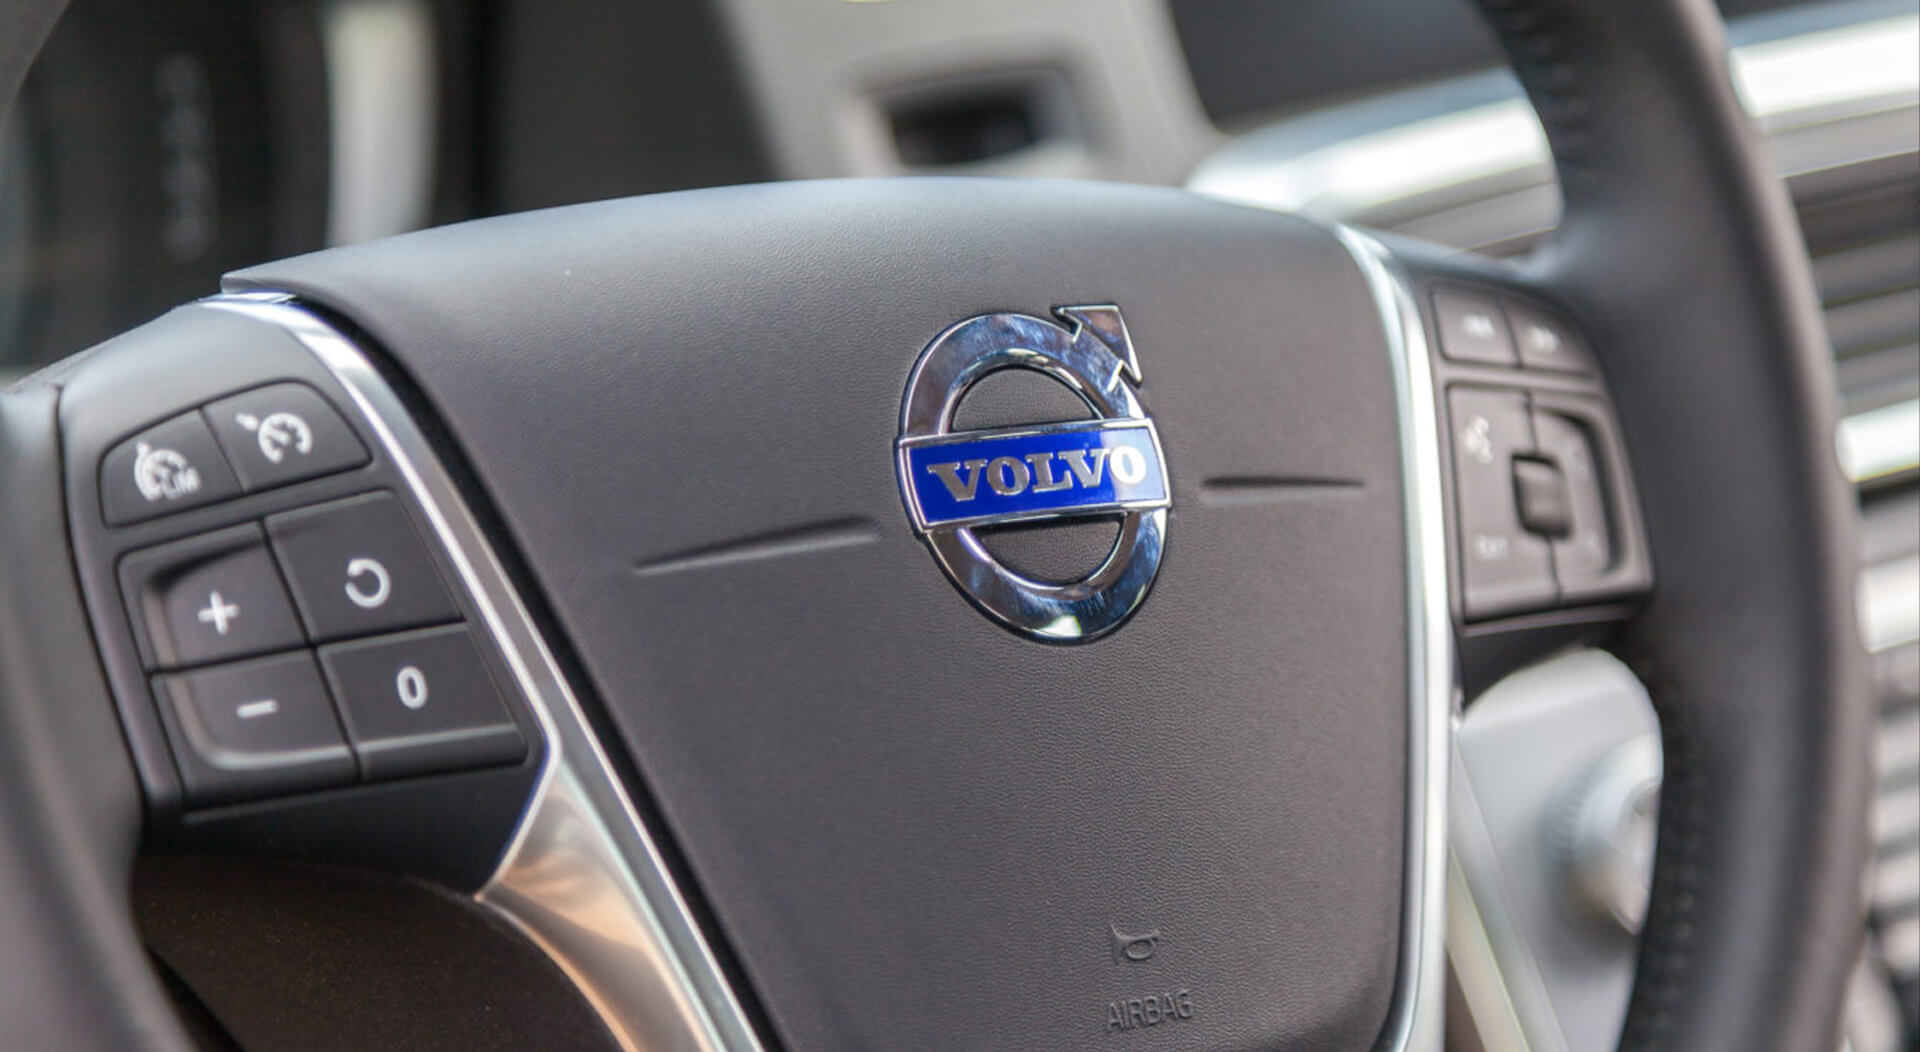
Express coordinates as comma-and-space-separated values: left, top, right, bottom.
317, 624, 525, 780
206, 382, 368, 492
100, 411, 242, 525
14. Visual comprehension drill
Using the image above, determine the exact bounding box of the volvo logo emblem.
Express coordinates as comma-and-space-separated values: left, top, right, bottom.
896, 305, 1170, 642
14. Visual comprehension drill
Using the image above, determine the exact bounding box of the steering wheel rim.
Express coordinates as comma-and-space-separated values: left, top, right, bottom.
1467, 0, 1873, 1046
0, 0, 1874, 1049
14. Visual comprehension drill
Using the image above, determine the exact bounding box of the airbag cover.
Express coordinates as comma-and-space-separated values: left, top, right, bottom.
232, 179, 1410, 1051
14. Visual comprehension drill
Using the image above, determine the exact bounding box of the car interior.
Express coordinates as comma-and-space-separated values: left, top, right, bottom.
0, 0, 1915, 1050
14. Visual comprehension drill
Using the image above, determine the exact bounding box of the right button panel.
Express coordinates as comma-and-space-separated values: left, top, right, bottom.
1428, 282, 1654, 625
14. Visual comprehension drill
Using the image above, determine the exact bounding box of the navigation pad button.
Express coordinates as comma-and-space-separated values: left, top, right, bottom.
1532, 408, 1614, 589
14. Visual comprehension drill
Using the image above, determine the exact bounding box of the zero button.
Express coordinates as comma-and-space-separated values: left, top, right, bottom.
317, 624, 525, 780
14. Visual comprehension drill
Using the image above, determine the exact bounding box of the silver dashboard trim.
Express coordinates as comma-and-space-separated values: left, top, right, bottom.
320, 0, 438, 246
1839, 398, 1920, 484
1334, 224, 1455, 1052
1445, 848, 1535, 1052
1861, 553, 1920, 653
1188, 11, 1920, 223
202, 293, 765, 1052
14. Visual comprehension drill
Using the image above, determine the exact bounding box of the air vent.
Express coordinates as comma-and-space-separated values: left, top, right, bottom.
889, 90, 1042, 168
1802, 181, 1920, 420
873, 68, 1085, 174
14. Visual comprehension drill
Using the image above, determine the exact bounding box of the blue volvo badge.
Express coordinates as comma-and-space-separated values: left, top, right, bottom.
896, 305, 1170, 642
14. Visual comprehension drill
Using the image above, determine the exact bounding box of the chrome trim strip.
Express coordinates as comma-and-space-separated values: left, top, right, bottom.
1444, 850, 1534, 1052
320, 0, 438, 246
1333, 225, 1455, 1052
201, 294, 764, 1052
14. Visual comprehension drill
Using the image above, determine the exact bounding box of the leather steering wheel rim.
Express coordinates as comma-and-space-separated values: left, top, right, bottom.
0, 0, 1874, 1050
1468, 1, 1873, 1047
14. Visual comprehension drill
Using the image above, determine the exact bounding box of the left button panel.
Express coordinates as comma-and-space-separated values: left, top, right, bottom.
153, 651, 357, 807
99, 411, 242, 525
59, 303, 542, 880
119, 523, 307, 668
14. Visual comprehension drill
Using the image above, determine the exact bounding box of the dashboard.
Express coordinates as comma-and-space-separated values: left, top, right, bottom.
3, 0, 1904, 367
2, 1, 1916, 1050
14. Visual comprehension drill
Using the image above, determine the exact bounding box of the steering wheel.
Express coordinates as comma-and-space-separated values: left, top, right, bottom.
0, 0, 1874, 1050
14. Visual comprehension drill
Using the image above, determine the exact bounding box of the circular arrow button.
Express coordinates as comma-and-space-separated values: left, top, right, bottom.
344, 556, 393, 610
266, 492, 460, 641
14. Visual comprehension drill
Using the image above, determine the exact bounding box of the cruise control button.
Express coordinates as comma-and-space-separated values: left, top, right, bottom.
206, 382, 369, 492
267, 492, 461, 641
318, 625, 525, 780
1434, 289, 1519, 366
1449, 387, 1556, 618
100, 412, 242, 525
1533, 409, 1613, 588
120, 524, 306, 668
1505, 301, 1596, 375
154, 652, 356, 807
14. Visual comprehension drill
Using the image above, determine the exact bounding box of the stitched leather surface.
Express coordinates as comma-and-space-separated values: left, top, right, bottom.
1467, 1, 1874, 1049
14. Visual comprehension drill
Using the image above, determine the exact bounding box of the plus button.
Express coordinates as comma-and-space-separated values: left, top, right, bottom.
196, 591, 241, 635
